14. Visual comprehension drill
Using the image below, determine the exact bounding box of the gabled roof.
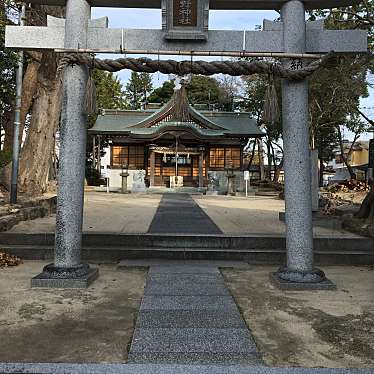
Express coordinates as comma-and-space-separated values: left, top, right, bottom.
89, 87, 263, 139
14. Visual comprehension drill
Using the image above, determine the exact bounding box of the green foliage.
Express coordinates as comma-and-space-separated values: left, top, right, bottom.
0, 149, 12, 168
87, 69, 128, 129
148, 80, 175, 104
243, 74, 282, 141
243, 73, 283, 180
126, 72, 153, 109
308, 1, 374, 54
185, 76, 221, 106
85, 166, 105, 186
306, 7, 372, 175
93, 69, 128, 111
148, 75, 238, 110
86, 69, 128, 167
0, 2, 18, 119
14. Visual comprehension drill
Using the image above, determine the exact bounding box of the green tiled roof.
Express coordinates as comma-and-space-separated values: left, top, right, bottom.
89, 106, 263, 138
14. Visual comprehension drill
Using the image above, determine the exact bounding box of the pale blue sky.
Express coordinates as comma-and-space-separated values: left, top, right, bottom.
91, 7, 373, 138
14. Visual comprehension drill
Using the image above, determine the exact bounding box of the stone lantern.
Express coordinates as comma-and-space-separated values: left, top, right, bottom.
226, 161, 236, 196
120, 164, 129, 194
162, 0, 209, 40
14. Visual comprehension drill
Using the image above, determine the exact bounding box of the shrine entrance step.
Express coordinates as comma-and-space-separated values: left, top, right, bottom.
147, 187, 205, 195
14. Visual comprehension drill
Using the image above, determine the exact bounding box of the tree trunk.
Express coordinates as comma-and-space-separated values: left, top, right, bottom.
257, 138, 265, 180
18, 51, 62, 195
337, 125, 357, 180
1, 59, 41, 188
2, 106, 14, 153
273, 156, 284, 183
246, 140, 256, 171
18, 58, 41, 142
355, 180, 374, 220
319, 157, 324, 187
266, 140, 272, 181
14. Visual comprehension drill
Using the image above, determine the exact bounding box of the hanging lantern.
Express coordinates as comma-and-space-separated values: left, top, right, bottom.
163, 152, 167, 163
162, 0, 209, 41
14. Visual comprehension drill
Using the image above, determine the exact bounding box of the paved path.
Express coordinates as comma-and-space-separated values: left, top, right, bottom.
1, 364, 373, 373
127, 264, 260, 365
148, 194, 222, 234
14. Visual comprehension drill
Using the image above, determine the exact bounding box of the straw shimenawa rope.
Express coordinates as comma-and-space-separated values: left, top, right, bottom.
57, 52, 337, 82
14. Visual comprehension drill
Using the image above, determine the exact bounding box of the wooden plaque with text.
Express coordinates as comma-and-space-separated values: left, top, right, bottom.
173, 0, 198, 27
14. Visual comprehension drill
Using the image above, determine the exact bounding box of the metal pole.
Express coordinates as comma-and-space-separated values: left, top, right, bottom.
10, 4, 26, 205
175, 136, 178, 181
54, 48, 323, 60
92, 135, 96, 170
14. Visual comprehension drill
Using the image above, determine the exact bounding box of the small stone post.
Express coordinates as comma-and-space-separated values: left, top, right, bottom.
32, 0, 98, 288
198, 149, 204, 189
120, 164, 129, 193
272, 0, 334, 289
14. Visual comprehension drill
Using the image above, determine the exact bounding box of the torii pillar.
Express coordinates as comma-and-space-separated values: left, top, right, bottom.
271, 0, 335, 290
32, 0, 98, 288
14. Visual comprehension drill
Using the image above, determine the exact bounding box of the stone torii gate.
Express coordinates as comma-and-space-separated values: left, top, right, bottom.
6, 0, 366, 289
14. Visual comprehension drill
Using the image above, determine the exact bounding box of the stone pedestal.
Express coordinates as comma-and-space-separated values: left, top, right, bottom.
132, 170, 146, 192
272, 0, 333, 290
32, 0, 98, 288
32, 264, 99, 288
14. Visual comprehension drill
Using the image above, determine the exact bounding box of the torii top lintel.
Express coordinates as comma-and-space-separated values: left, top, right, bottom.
23, 0, 361, 10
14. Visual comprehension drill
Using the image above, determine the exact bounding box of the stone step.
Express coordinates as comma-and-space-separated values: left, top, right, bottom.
127, 352, 263, 365
0, 233, 370, 251
1, 245, 373, 265
0, 196, 56, 232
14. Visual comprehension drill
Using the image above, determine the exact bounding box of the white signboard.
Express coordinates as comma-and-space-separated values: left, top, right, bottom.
244, 171, 250, 181
101, 167, 109, 179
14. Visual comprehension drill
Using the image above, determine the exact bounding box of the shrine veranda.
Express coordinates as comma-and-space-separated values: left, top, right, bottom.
5, 0, 368, 289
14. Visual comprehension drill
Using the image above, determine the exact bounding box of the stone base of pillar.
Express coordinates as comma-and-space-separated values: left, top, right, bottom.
31, 263, 99, 288
270, 268, 336, 290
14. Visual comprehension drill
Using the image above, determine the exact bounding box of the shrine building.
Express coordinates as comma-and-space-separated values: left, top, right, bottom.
89, 86, 264, 192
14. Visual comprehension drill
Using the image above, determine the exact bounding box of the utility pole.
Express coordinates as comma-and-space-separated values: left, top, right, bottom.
10, 4, 26, 204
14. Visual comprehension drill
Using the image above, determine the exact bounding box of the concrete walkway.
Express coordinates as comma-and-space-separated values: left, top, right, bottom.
148, 194, 222, 234
127, 263, 260, 365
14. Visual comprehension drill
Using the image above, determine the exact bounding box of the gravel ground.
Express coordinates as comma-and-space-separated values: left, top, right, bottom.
0, 261, 147, 363
222, 265, 374, 368
194, 195, 358, 236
